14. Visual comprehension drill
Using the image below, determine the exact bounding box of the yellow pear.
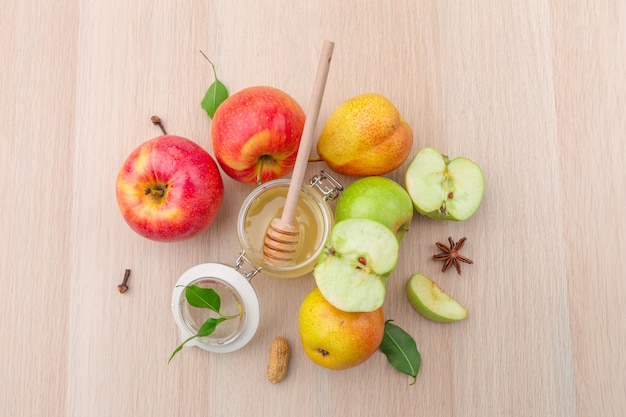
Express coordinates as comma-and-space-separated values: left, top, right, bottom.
316, 93, 413, 176
298, 287, 385, 370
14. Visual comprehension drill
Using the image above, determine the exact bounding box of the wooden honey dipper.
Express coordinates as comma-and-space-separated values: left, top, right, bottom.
263, 40, 334, 266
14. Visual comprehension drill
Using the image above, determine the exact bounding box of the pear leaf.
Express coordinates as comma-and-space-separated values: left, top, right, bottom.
379, 320, 421, 385
200, 50, 229, 118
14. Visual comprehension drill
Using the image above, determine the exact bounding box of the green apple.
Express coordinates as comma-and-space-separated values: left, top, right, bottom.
406, 273, 467, 322
314, 218, 399, 312
335, 176, 413, 241
404, 147, 484, 221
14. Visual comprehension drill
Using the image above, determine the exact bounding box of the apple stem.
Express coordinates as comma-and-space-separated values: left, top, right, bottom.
255, 159, 264, 185
199, 50, 218, 81
144, 185, 167, 197
151, 115, 168, 135
307, 157, 324, 163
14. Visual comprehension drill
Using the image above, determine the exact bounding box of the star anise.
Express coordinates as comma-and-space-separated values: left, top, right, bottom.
432, 236, 473, 275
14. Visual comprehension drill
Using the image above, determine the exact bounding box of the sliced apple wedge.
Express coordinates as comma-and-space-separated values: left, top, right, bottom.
314, 218, 399, 312
405, 147, 484, 221
406, 273, 468, 322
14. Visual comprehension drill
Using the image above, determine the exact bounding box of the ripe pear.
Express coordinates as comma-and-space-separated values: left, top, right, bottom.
298, 288, 385, 370
316, 93, 413, 176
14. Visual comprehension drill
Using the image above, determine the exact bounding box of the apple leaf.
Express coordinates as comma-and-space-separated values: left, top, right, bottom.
379, 320, 421, 385
201, 79, 229, 118
184, 285, 221, 312
200, 50, 229, 119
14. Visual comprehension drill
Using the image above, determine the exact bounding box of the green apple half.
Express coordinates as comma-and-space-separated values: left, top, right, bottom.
314, 218, 399, 312
405, 147, 484, 221
406, 273, 467, 322
335, 176, 413, 242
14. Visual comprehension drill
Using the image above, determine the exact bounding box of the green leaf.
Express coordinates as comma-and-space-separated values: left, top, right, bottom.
196, 317, 227, 337
169, 282, 240, 363
168, 317, 227, 363
184, 285, 221, 312
379, 320, 421, 385
199, 50, 229, 119
168, 334, 197, 363
201, 80, 229, 118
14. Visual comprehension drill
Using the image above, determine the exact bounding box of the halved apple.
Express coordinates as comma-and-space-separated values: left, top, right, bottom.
314, 218, 399, 312
406, 273, 467, 322
405, 147, 484, 221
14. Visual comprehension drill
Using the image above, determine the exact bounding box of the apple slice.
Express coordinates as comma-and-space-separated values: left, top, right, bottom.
404, 147, 484, 221
406, 273, 467, 322
314, 218, 399, 312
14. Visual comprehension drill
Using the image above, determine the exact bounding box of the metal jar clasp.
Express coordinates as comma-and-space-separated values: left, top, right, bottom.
310, 170, 343, 201
235, 252, 263, 280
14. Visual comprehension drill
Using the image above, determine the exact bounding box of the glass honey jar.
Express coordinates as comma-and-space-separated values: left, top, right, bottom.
236, 170, 342, 279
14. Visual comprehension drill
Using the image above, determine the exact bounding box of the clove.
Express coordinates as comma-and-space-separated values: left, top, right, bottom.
117, 269, 131, 294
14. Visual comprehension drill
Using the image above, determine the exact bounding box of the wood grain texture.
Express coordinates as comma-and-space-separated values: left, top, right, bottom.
1, 1, 624, 416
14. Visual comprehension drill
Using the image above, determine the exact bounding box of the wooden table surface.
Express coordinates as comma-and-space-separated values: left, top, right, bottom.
1, 1, 625, 416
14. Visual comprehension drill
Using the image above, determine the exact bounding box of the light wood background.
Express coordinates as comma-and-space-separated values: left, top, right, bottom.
1, 1, 625, 416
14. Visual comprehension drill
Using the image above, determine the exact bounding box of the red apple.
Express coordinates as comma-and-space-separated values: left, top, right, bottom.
116, 135, 224, 242
211, 86, 306, 185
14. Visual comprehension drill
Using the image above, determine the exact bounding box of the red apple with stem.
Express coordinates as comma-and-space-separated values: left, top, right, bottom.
211, 86, 306, 185
116, 117, 224, 242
